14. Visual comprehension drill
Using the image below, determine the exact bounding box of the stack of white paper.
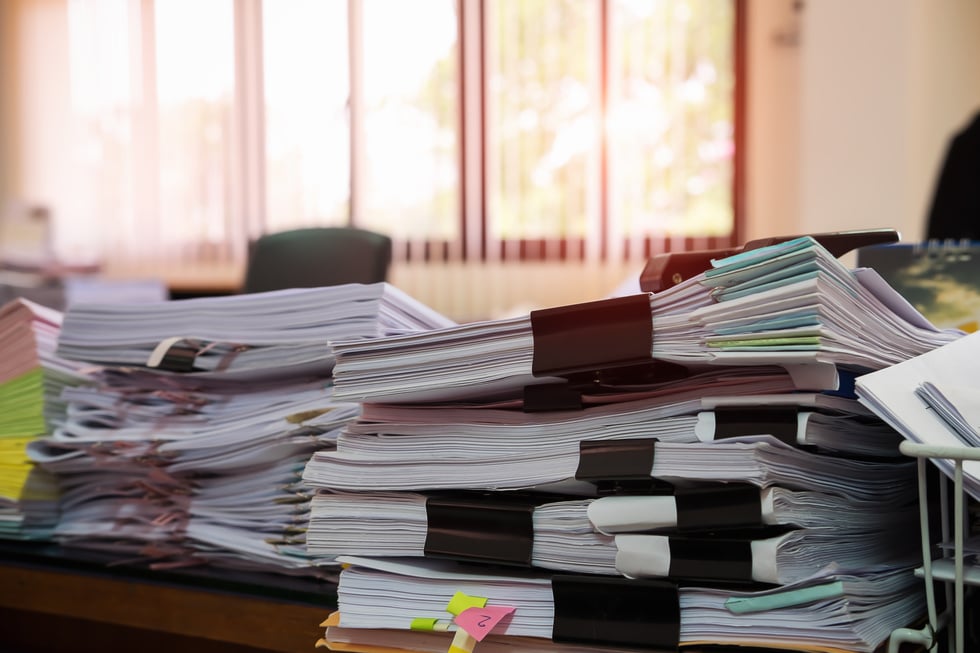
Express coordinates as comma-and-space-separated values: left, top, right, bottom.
305, 436, 915, 499
308, 489, 918, 584
856, 330, 980, 499
333, 556, 922, 653
56, 283, 454, 379
28, 284, 453, 574
320, 614, 641, 653
29, 378, 358, 573
329, 237, 961, 404
299, 236, 937, 651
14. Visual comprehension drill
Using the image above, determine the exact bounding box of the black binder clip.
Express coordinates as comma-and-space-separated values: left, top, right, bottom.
711, 407, 801, 447
673, 483, 763, 532
552, 575, 680, 650
666, 536, 755, 583
523, 382, 584, 412
574, 438, 671, 495
530, 294, 654, 377
523, 294, 662, 412
424, 493, 536, 567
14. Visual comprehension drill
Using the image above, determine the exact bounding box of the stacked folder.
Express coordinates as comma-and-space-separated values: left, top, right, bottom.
27, 283, 453, 574
0, 298, 91, 540
303, 236, 951, 652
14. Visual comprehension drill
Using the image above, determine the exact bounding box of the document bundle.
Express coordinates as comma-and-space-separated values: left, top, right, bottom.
55, 283, 453, 379
0, 298, 91, 540
305, 236, 948, 652
26, 283, 453, 575
856, 328, 980, 499
326, 556, 922, 653
326, 236, 960, 404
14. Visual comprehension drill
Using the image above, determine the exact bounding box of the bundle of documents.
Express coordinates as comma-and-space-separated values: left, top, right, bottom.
330, 556, 922, 653
29, 376, 359, 573
305, 435, 914, 498
340, 386, 902, 458
55, 283, 454, 378
856, 329, 980, 499
303, 235, 945, 652
329, 237, 961, 404
28, 284, 454, 574
0, 298, 91, 539
308, 489, 918, 585
318, 611, 640, 653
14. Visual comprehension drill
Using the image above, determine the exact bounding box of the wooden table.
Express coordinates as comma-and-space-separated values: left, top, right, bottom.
0, 542, 335, 653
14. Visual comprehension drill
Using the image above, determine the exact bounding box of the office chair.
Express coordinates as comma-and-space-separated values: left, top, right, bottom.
241, 226, 393, 293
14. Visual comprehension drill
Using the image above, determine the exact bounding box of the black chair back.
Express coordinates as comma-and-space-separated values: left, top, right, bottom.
242, 227, 392, 293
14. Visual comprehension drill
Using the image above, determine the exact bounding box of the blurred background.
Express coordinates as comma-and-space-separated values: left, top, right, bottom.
0, 0, 978, 322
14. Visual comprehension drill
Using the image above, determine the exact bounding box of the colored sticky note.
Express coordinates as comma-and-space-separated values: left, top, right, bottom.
446, 591, 487, 616
724, 580, 844, 614
411, 617, 440, 631
454, 605, 516, 642
448, 629, 478, 653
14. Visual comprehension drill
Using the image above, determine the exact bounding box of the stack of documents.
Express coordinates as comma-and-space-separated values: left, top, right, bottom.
28, 284, 453, 574
303, 237, 942, 652
0, 298, 91, 540
856, 329, 980, 499
309, 489, 918, 584
304, 390, 907, 494
31, 379, 359, 572
328, 237, 961, 404
56, 283, 453, 379
328, 556, 922, 653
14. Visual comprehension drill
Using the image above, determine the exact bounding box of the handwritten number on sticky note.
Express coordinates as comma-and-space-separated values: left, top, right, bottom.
454, 605, 516, 642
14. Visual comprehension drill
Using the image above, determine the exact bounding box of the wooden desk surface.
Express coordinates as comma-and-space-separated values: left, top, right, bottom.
100, 261, 245, 297
0, 542, 335, 653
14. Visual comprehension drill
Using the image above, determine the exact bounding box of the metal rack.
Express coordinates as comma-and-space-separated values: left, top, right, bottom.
888, 441, 980, 653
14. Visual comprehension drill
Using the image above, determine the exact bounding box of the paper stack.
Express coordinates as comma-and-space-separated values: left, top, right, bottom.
326, 236, 961, 404
0, 298, 91, 540
27, 283, 453, 575
856, 329, 980, 499
303, 237, 945, 653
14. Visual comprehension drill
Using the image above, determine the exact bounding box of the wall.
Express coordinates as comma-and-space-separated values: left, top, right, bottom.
795, 0, 980, 247
906, 0, 980, 239
0, 0, 72, 222
744, 0, 801, 243
0, 1, 17, 203
3, 0, 980, 321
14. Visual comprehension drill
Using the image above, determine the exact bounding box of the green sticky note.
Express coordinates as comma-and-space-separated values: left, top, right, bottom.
724, 580, 844, 614
410, 618, 440, 631
446, 591, 487, 616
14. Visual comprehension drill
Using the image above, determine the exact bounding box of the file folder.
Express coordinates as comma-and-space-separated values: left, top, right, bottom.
856, 240, 980, 332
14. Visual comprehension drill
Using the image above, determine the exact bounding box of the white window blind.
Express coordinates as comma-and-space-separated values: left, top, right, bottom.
31, 0, 740, 274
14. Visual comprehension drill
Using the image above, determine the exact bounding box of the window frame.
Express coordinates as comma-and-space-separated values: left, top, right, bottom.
363, 0, 747, 263
103, 0, 745, 267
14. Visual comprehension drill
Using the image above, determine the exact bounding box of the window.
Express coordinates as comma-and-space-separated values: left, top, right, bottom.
52, 0, 740, 271
263, 0, 350, 231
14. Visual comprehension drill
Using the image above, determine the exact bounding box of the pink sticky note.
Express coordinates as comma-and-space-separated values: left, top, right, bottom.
454, 605, 516, 642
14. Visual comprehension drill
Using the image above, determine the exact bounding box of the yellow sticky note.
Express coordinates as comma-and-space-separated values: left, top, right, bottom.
446, 591, 487, 616
448, 629, 478, 653
410, 618, 441, 631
